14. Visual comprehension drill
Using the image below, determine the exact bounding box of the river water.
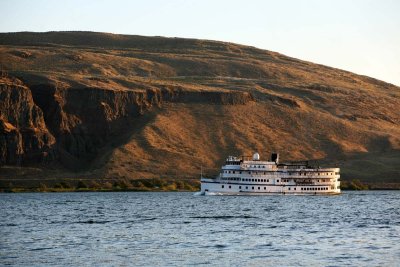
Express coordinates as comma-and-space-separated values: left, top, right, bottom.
1, 191, 399, 266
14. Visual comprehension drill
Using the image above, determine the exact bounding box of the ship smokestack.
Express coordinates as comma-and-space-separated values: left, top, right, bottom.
271, 153, 279, 163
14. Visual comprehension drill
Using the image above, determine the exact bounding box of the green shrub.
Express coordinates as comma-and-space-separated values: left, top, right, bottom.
175, 181, 185, 190
76, 180, 88, 189
113, 179, 131, 189
60, 181, 71, 188
342, 179, 369, 190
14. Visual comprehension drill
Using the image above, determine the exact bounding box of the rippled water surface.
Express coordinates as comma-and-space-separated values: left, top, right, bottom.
1, 191, 400, 266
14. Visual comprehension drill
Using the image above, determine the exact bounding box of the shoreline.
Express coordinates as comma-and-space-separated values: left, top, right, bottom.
1, 187, 399, 193
1, 176, 399, 193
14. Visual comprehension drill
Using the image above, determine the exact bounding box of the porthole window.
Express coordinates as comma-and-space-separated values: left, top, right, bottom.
252, 187, 254, 189
222, 185, 224, 188
229, 185, 231, 189
258, 187, 260, 190
246, 186, 248, 189
264, 187, 266, 190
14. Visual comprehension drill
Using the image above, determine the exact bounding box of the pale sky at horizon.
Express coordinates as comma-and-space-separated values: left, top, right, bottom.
1, 0, 400, 86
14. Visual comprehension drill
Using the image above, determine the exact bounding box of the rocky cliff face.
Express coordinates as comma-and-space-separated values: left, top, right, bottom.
1, 74, 253, 169
28, 84, 157, 168
0, 76, 55, 165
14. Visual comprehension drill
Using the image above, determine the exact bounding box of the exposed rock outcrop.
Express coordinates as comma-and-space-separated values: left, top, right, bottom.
0, 77, 254, 168
29, 85, 162, 167
0, 77, 55, 165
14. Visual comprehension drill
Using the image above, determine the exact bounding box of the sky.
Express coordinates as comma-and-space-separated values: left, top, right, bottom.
1, 0, 400, 86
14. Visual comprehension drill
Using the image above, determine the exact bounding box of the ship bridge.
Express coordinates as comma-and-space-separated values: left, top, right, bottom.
222, 152, 279, 171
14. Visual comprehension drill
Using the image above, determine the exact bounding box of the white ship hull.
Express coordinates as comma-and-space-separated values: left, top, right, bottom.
201, 180, 341, 195
200, 153, 341, 196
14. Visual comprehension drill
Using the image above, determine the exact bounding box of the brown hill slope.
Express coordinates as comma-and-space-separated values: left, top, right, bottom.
0, 31, 399, 188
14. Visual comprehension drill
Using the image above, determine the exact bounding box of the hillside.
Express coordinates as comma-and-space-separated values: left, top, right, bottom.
0, 31, 399, 190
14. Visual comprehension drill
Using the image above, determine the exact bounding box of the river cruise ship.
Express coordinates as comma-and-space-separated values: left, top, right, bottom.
200, 153, 340, 195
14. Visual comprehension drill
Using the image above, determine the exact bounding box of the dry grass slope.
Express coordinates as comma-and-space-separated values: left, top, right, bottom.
0, 31, 399, 189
